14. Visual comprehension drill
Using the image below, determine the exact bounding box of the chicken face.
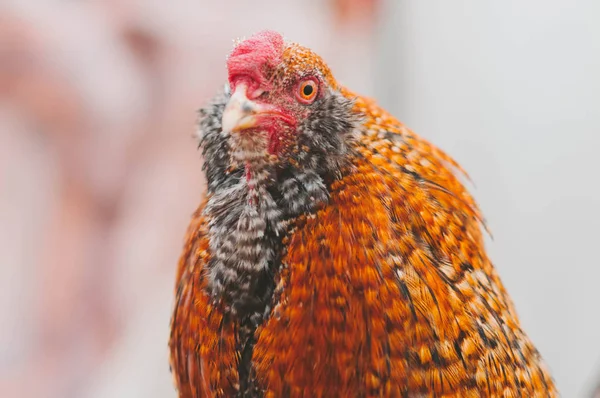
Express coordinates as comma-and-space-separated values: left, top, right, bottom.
221, 31, 352, 167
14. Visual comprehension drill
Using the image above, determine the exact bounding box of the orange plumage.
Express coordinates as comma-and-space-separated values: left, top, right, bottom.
169, 31, 557, 397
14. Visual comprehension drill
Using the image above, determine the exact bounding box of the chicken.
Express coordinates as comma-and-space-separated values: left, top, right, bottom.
169, 30, 557, 397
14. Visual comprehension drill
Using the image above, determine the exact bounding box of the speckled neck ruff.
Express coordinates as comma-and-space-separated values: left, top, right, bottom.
198, 88, 357, 322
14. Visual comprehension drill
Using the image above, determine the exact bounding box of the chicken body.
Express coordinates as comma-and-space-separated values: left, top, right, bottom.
169, 31, 556, 397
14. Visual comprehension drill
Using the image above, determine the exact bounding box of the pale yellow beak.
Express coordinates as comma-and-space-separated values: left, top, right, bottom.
221, 84, 261, 134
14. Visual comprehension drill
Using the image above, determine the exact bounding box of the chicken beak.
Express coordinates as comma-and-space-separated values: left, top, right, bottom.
221, 84, 261, 134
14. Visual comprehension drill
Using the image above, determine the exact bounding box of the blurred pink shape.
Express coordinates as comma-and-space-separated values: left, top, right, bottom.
0, 1, 380, 397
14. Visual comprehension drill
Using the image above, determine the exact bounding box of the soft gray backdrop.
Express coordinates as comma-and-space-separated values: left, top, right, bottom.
376, 1, 600, 396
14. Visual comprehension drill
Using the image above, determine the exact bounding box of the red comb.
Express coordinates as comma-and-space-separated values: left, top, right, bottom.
227, 30, 284, 90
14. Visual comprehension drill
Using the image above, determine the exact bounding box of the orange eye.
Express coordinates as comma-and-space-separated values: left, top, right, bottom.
297, 79, 318, 103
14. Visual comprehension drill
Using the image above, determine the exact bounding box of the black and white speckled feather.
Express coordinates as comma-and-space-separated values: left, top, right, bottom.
196, 86, 358, 322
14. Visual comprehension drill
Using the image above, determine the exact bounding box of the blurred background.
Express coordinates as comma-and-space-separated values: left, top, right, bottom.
1, 0, 598, 397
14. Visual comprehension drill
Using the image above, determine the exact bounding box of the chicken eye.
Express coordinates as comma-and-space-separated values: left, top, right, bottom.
296, 79, 318, 103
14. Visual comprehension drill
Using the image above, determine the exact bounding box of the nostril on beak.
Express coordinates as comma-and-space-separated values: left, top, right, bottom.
242, 102, 254, 113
